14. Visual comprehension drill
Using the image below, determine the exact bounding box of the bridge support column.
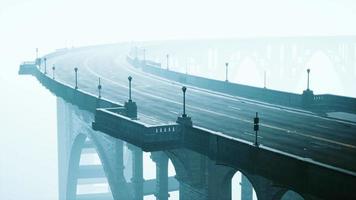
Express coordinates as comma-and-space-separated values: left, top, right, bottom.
246, 173, 285, 200
114, 140, 125, 179
168, 149, 233, 200
151, 152, 169, 200
128, 144, 143, 200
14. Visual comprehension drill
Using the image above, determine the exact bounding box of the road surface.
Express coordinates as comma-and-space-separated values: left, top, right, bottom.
43, 44, 356, 172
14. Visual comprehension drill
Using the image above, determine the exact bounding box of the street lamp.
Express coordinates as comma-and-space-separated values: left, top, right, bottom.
52, 65, 55, 79
182, 86, 187, 117
98, 77, 102, 98
44, 57, 47, 74
143, 48, 146, 62
307, 68, 310, 90
225, 62, 229, 82
254, 112, 260, 146
264, 70, 266, 89
36, 48, 38, 60
166, 54, 169, 70
74, 67, 78, 89
128, 76, 132, 101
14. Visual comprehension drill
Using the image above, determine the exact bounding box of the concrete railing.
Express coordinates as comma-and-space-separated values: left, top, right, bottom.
313, 94, 356, 113
127, 55, 356, 114
19, 62, 121, 113
93, 108, 182, 151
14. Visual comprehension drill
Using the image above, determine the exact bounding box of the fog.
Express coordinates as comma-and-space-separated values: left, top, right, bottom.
1, 0, 356, 199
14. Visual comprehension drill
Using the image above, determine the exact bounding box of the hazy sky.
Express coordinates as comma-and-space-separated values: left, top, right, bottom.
1, 0, 356, 60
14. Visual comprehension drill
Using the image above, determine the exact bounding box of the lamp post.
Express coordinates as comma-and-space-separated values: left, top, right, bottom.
98, 77, 102, 98
143, 48, 146, 62
36, 48, 38, 60
74, 67, 78, 89
52, 65, 55, 79
128, 76, 132, 101
182, 86, 187, 117
307, 68, 310, 90
254, 112, 260, 146
166, 54, 169, 70
44, 57, 47, 74
264, 70, 266, 89
225, 62, 229, 82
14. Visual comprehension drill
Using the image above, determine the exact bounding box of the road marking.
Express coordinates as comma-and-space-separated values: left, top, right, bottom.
82, 56, 356, 150
228, 106, 241, 111
243, 131, 263, 138
124, 60, 356, 126
315, 124, 330, 129
168, 110, 179, 115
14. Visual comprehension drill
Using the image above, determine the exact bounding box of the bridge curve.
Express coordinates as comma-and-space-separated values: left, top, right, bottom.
19, 39, 356, 200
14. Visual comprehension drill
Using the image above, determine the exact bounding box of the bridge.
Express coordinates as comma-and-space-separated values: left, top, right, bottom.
19, 37, 356, 200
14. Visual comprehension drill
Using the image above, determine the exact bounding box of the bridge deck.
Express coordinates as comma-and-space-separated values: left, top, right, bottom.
19, 43, 356, 173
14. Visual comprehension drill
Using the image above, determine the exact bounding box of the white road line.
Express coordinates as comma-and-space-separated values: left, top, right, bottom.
229, 106, 241, 111
124, 61, 356, 126
244, 131, 263, 138
82, 56, 356, 150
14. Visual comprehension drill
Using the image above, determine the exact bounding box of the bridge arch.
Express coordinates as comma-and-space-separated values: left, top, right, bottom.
229, 169, 258, 200
89, 133, 132, 199
232, 56, 264, 87
66, 133, 87, 200
278, 190, 305, 200
297, 50, 344, 95
164, 150, 189, 183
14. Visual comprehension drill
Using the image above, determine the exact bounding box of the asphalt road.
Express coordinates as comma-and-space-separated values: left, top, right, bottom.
44, 44, 356, 172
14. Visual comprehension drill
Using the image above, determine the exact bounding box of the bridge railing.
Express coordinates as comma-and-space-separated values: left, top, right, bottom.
93, 108, 182, 151
313, 94, 356, 113
128, 55, 356, 114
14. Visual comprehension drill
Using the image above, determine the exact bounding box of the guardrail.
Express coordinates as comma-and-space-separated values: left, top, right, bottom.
128, 55, 356, 114
93, 108, 182, 151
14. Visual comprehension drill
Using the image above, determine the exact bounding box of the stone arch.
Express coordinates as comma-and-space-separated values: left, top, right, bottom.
296, 50, 344, 95
89, 133, 132, 199
66, 133, 87, 200
229, 169, 258, 200
164, 150, 189, 183
232, 55, 264, 87
277, 190, 305, 200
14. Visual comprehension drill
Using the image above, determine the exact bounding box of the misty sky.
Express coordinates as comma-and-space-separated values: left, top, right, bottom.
1, 0, 356, 60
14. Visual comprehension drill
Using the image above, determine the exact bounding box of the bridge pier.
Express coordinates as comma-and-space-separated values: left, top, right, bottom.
168, 149, 233, 200
128, 144, 144, 200
246, 173, 285, 200
151, 152, 170, 200
114, 140, 125, 180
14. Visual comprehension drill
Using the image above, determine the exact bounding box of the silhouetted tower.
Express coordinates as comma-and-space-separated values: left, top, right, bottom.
98, 77, 102, 98
74, 67, 78, 89
52, 65, 55, 79
254, 112, 259, 146
307, 68, 310, 90
166, 54, 169, 70
302, 68, 314, 107
143, 48, 146, 62
264, 70, 266, 89
225, 62, 229, 82
176, 86, 192, 126
44, 57, 47, 74
125, 76, 137, 118
182, 86, 187, 117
